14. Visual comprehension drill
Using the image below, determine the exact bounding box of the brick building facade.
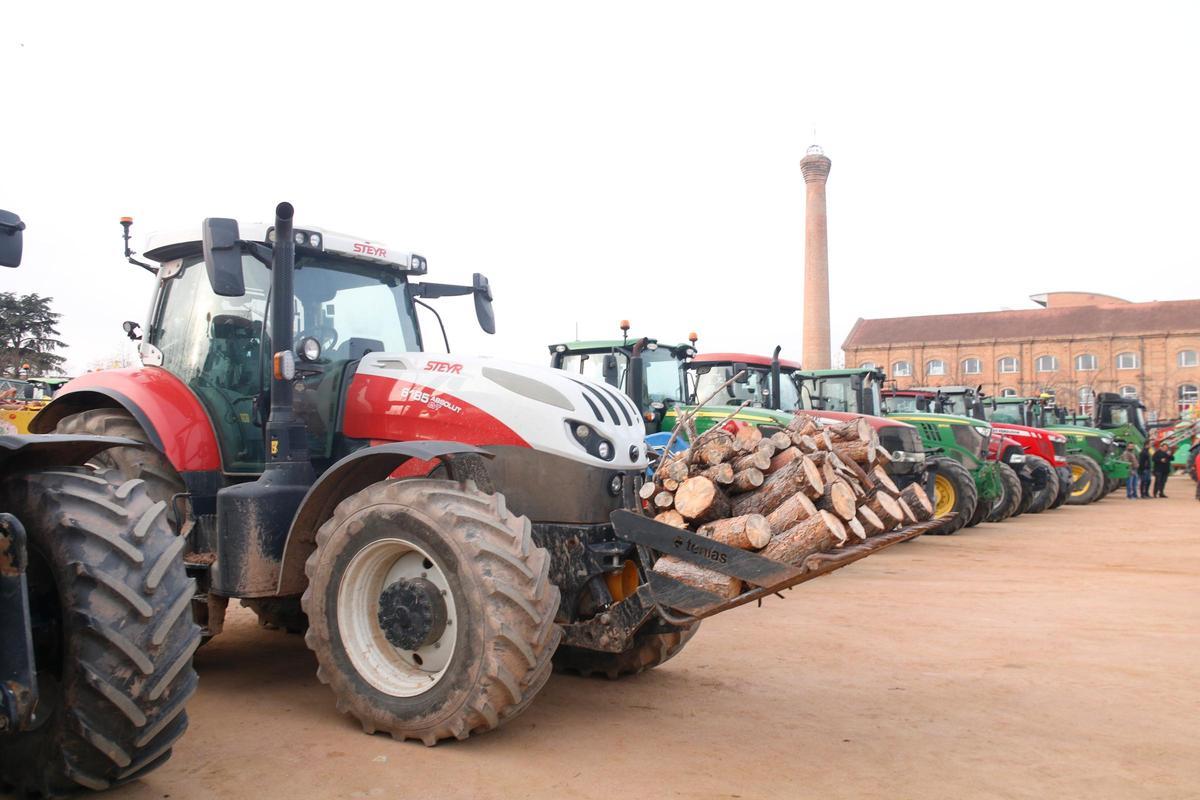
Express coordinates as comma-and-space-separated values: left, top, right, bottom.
842, 292, 1200, 421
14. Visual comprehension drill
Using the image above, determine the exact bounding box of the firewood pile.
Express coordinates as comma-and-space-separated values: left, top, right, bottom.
640, 413, 934, 598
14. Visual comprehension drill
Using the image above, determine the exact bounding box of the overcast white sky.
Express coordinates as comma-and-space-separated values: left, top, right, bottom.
4, 2, 1199, 375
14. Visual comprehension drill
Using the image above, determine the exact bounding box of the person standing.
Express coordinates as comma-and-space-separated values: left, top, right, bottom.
1122, 443, 1140, 498
1138, 444, 1153, 498
1152, 445, 1173, 498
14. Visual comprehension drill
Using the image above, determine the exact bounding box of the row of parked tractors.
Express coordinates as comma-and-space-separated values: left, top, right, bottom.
0, 204, 1176, 796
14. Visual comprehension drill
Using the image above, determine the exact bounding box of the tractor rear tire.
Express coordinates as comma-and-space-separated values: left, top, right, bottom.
1065, 454, 1103, 505
55, 409, 187, 527
0, 468, 200, 796
985, 462, 1023, 523
1023, 455, 1060, 514
242, 597, 309, 634
553, 623, 699, 679
301, 479, 560, 745
926, 458, 977, 535
1049, 467, 1071, 509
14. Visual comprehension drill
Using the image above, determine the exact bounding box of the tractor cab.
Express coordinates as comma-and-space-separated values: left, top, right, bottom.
883, 387, 987, 420
793, 368, 885, 415
1094, 392, 1148, 447
549, 325, 696, 433
682, 351, 803, 411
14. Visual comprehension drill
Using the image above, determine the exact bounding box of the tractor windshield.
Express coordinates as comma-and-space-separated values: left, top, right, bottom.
885, 394, 927, 413
685, 363, 798, 409
293, 255, 421, 358
558, 350, 625, 389
986, 403, 1027, 426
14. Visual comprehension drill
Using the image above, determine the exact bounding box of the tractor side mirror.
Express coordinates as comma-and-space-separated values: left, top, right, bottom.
201, 217, 246, 297
0, 209, 25, 268
733, 363, 749, 384
122, 320, 143, 341
472, 273, 495, 334
602, 354, 619, 387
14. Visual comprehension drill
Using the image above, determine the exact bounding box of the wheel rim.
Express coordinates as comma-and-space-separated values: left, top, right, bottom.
337, 538, 458, 697
1069, 464, 1091, 497
933, 474, 956, 517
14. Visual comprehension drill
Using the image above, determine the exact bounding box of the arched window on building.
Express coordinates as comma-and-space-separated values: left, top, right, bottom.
892, 360, 911, 377
1075, 354, 1097, 371
859, 361, 876, 370
1000, 387, 1017, 397
926, 359, 945, 376
1035, 355, 1058, 372
1119, 385, 1138, 399
1116, 351, 1140, 370
1078, 385, 1094, 414
998, 356, 1018, 374
961, 357, 981, 375
1179, 350, 1199, 368
1180, 384, 1198, 414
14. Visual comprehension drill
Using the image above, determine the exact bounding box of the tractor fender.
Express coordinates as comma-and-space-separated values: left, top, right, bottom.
275, 441, 493, 596
0, 434, 140, 472
27, 367, 222, 473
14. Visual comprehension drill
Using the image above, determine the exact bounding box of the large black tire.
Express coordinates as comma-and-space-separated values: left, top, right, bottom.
1065, 454, 1103, 505
926, 458, 977, 535
301, 479, 560, 745
55, 409, 186, 526
985, 462, 1023, 523
1023, 455, 1060, 514
242, 597, 308, 634
0, 468, 200, 796
1049, 466, 1071, 509
553, 624, 699, 679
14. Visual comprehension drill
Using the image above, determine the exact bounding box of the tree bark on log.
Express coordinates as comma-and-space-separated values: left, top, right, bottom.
663, 458, 691, 483
899, 483, 934, 521
652, 556, 741, 599
897, 498, 917, 525
654, 510, 687, 529
787, 414, 819, 436
765, 491, 817, 533
697, 514, 772, 550
828, 418, 873, 443
791, 433, 820, 453
731, 454, 824, 517
673, 476, 730, 523
759, 510, 848, 564
833, 449, 874, 487
766, 447, 801, 475
769, 431, 792, 451
834, 439, 876, 465
729, 468, 764, 494
732, 424, 763, 453
871, 466, 900, 497
692, 431, 737, 467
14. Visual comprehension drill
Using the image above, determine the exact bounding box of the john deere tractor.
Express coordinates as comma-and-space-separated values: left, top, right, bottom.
989, 396, 1124, 504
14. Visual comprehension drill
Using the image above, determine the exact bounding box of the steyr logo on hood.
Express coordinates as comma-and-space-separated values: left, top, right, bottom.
425, 360, 463, 374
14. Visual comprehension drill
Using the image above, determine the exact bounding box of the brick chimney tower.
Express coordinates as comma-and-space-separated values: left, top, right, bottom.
800, 145, 832, 369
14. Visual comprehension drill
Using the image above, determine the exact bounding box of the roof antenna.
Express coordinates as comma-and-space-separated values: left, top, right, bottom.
120, 217, 157, 274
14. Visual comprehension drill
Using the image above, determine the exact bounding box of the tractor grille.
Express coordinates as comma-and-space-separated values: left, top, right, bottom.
878, 426, 920, 457
951, 424, 987, 460
918, 422, 941, 442
570, 379, 638, 428
1084, 435, 1109, 457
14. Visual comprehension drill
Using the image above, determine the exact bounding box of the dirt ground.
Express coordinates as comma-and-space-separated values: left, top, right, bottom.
100, 490, 1198, 800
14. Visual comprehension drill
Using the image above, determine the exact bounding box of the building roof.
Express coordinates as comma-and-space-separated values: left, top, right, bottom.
842, 298, 1200, 350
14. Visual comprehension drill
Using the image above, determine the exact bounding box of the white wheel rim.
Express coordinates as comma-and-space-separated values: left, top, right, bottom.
337, 538, 458, 697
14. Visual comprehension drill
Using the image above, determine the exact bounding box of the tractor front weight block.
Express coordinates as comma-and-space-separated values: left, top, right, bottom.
608, 509, 952, 621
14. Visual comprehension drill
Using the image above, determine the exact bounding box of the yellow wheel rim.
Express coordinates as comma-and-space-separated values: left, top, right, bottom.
934, 474, 956, 517
1070, 463, 1091, 497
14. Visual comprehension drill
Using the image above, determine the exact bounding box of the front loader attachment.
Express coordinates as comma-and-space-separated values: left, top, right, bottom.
612, 509, 948, 618
558, 510, 952, 654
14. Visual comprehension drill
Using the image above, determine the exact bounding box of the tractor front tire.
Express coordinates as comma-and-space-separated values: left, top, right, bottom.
1049, 467, 1071, 509
985, 462, 1023, 523
926, 458, 977, 535
1023, 455, 1060, 514
0, 468, 200, 796
302, 479, 560, 745
553, 624, 699, 679
1065, 454, 1103, 505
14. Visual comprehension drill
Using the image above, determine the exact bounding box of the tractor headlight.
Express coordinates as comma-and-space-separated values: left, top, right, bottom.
597, 441, 612, 460
309, 233, 321, 249
566, 420, 616, 462
299, 337, 321, 362
608, 474, 624, 496
1101, 436, 1113, 445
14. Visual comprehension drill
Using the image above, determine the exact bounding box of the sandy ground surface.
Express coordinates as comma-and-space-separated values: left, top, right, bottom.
86, 490, 1200, 799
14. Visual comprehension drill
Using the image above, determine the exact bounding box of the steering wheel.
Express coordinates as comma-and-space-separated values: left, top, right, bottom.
296, 325, 339, 355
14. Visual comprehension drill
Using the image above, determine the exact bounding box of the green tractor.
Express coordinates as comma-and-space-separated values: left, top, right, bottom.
988, 396, 1125, 504
791, 368, 1000, 534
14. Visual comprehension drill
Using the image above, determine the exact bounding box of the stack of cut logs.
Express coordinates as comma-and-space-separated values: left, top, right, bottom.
639, 413, 934, 599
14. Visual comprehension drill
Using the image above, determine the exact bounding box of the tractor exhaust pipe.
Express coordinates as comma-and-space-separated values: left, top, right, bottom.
769, 346, 782, 410
267, 201, 301, 459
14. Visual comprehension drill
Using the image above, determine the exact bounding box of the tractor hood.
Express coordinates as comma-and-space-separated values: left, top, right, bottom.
343, 352, 649, 470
